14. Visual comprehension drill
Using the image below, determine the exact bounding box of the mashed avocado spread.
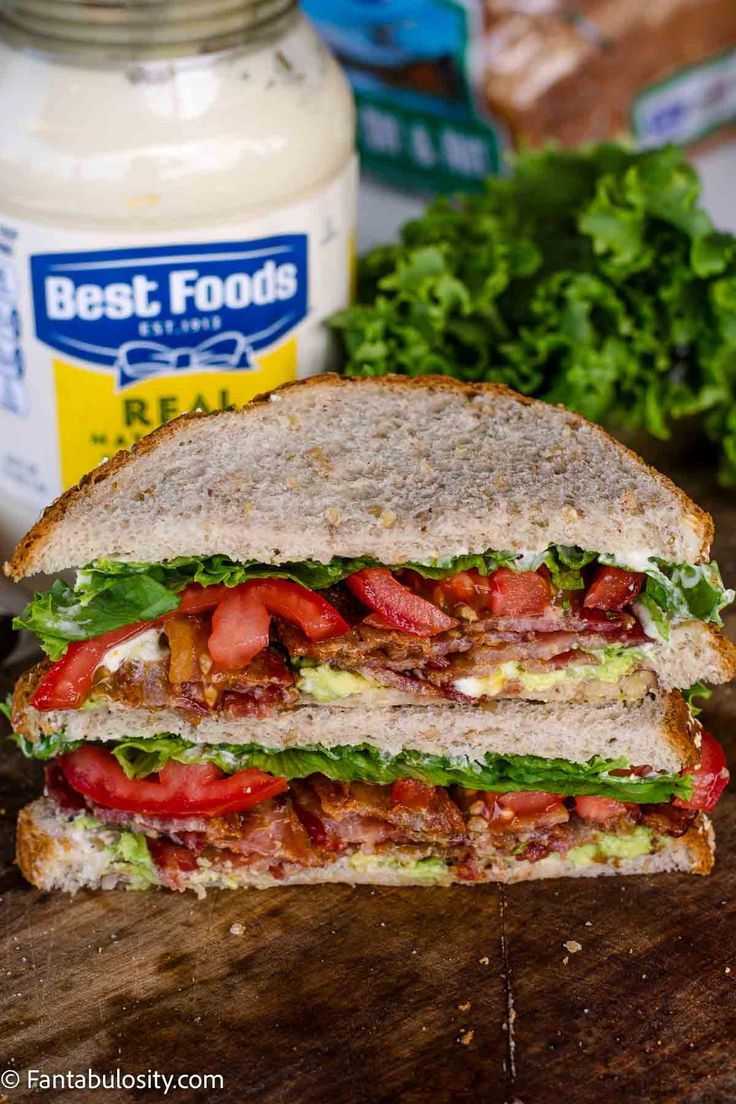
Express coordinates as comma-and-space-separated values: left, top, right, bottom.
296, 648, 645, 705
567, 826, 654, 865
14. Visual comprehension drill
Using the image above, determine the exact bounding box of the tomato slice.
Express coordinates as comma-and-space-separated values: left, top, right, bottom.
391, 778, 436, 810
208, 588, 272, 670
414, 568, 495, 615
57, 745, 288, 817
673, 730, 729, 813
431, 570, 479, 608
208, 579, 349, 669
175, 583, 230, 615
44, 762, 86, 813
574, 795, 632, 823
583, 566, 643, 611
488, 568, 551, 617
347, 567, 458, 637
30, 622, 153, 711
497, 790, 565, 818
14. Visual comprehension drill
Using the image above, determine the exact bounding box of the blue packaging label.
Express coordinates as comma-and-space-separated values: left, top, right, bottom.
305, 0, 505, 192
0, 156, 356, 509
305, 1, 736, 193
30, 234, 308, 389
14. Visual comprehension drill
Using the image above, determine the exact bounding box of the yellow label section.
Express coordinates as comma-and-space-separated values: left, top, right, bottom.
53, 339, 297, 489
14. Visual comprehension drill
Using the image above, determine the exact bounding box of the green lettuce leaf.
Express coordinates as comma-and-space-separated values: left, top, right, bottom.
14, 731, 693, 804
12, 550, 517, 657
600, 555, 734, 641
15, 547, 733, 658
681, 681, 712, 717
331, 143, 736, 486
14, 576, 182, 661
9, 729, 82, 759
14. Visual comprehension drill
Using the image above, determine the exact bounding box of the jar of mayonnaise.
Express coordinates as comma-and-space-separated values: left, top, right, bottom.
0, 0, 356, 558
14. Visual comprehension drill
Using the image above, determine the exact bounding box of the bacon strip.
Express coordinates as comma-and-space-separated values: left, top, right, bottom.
81, 589, 651, 721
70, 774, 695, 886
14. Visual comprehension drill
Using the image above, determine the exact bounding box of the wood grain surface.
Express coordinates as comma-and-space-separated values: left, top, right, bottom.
1, 431, 735, 1104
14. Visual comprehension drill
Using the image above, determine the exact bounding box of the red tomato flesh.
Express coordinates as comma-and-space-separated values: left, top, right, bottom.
173, 583, 231, 615
57, 744, 287, 817
409, 566, 552, 619
347, 567, 458, 637
208, 588, 272, 670
207, 579, 349, 669
30, 622, 153, 711
574, 795, 631, 823
488, 568, 551, 617
673, 730, 729, 813
415, 568, 494, 615
431, 570, 479, 607
583, 566, 643, 611
497, 790, 565, 818
488, 790, 569, 828
391, 778, 436, 810
33, 578, 348, 705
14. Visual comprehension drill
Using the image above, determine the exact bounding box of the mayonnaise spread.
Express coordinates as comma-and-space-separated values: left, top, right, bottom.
0, 0, 356, 557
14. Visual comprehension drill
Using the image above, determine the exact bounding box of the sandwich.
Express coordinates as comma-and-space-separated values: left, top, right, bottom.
4, 376, 734, 892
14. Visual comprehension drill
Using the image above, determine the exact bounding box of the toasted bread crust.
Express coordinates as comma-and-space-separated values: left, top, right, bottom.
658, 690, 701, 770
653, 622, 736, 692
708, 623, 736, 678
698, 624, 736, 681
15, 802, 70, 887
11, 662, 48, 732
5, 374, 713, 580
684, 812, 716, 875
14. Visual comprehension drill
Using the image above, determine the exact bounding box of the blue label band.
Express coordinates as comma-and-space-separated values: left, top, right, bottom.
30, 234, 308, 389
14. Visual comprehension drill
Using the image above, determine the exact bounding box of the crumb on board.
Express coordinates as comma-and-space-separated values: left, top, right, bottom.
458, 1002, 471, 1012
563, 940, 582, 954
229, 923, 245, 936
478, 956, 490, 966
458, 1030, 474, 1046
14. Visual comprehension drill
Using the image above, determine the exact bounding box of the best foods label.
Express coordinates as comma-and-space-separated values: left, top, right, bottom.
0, 157, 356, 502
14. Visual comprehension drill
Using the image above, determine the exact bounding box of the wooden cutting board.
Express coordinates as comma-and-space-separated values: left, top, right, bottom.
1, 433, 736, 1104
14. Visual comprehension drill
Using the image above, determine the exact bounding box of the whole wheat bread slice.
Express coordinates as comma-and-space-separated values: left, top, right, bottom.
12, 682, 699, 773
6, 376, 713, 578
15, 798, 715, 893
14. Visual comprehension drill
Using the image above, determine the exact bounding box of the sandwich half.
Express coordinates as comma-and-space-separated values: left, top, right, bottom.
12, 691, 722, 892
4, 376, 734, 891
